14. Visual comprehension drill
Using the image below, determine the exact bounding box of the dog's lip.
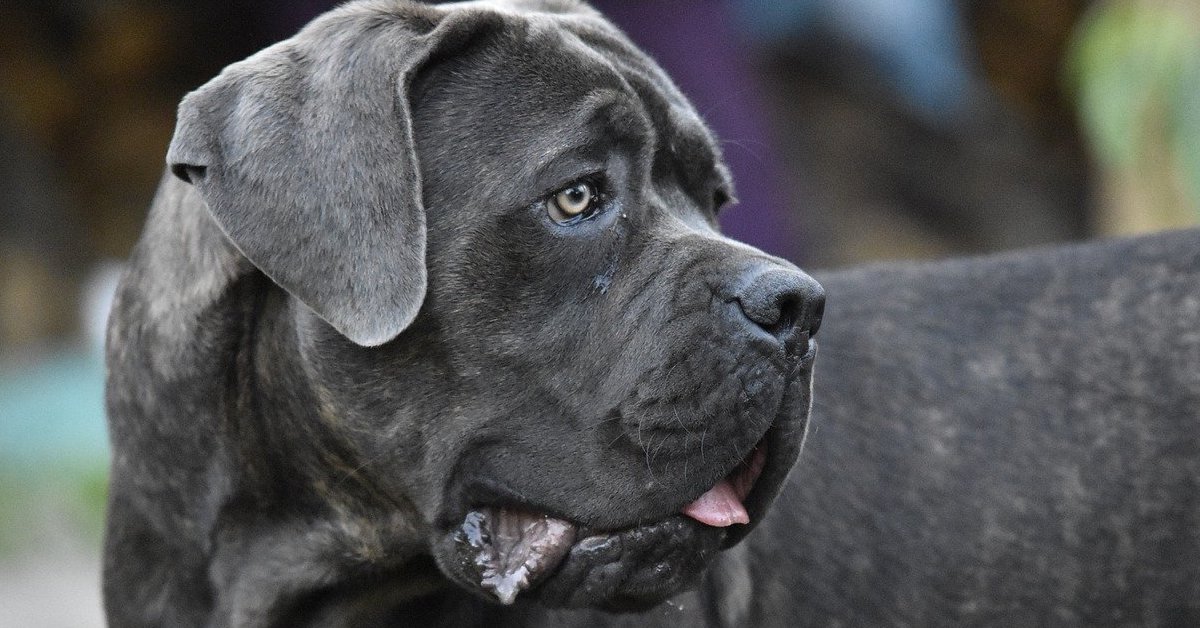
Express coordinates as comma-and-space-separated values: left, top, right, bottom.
452, 432, 772, 534
721, 412, 807, 548
449, 508, 715, 606
441, 435, 773, 606
802, 338, 818, 362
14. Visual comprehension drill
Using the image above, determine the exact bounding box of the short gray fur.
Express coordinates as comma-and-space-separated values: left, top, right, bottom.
509, 228, 1200, 627
103, 0, 1200, 625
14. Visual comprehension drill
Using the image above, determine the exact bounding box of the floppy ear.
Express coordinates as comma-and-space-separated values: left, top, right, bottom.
167, 6, 472, 346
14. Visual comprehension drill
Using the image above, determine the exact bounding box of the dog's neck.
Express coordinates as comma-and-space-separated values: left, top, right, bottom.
208, 294, 441, 622
108, 175, 446, 625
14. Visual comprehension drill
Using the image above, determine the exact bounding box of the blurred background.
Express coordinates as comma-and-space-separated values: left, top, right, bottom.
0, 0, 1197, 624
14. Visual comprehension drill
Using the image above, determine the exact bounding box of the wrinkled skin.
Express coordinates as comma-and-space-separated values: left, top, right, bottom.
365, 230, 1200, 628
103, 1, 820, 626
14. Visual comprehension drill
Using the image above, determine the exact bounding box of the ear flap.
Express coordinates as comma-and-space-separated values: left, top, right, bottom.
167, 6, 460, 346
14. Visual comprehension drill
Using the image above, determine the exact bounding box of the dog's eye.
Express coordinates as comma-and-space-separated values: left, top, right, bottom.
547, 181, 598, 224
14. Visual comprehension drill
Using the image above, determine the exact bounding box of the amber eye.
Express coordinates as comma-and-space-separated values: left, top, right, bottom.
547, 181, 597, 223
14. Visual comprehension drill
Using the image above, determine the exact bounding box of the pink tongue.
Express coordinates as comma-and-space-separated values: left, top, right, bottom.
681, 479, 750, 527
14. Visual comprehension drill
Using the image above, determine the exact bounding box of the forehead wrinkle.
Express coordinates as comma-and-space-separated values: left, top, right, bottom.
491, 12, 707, 186
525, 88, 647, 176
567, 24, 693, 109
550, 22, 732, 215
566, 37, 727, 193
525, 23, 657, 147
625, 72, 730, 202
565, 24, 722, 161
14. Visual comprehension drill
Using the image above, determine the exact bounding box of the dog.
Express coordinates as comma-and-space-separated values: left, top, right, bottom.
104, 1, 823, 625
104, 0, 1200, 626
411, 229, 1200, 628
632, 228, 1200, 627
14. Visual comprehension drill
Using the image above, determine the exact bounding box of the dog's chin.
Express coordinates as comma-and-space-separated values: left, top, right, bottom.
430, 427, 800, 611
433, 509, 726, 611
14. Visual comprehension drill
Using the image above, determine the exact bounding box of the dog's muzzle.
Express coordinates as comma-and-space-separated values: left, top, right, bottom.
432, 262, 823, 609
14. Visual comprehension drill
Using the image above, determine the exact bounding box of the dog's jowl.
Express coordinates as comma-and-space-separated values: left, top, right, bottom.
104, 1, 822, 625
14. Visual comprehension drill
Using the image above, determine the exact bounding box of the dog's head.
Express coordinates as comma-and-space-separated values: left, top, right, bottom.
167, 0, 822, 612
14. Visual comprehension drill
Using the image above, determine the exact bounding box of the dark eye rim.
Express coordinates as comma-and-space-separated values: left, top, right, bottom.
544, 173, 609, 226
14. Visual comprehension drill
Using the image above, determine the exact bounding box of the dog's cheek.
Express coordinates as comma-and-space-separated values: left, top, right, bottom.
586, 283, 790, 440
286, 308, 472, 514
615, 341, 786, 452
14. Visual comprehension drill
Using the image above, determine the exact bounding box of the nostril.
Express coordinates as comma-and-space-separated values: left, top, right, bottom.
762, 293, 800, 337
734, 294, 784, 333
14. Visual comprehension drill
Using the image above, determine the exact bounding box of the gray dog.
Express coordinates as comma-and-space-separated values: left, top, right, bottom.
105, 0, 822, 625
104, 0, 1200, 626
532, 228, 1200, 628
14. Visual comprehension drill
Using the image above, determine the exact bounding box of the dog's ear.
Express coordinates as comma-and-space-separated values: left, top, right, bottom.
167, 7, 486, 347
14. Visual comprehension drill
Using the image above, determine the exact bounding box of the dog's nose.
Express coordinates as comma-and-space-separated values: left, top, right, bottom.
732, 266, 825, 353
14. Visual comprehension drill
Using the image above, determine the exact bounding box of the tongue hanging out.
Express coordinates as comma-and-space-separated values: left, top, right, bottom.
680, 479, 750, 527
681, 443, 766, 528
454, 444, 768, 605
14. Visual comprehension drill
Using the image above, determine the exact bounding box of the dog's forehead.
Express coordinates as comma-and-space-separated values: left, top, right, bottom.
465, 5, 701, 118
412, 1, 730, 198
319, 0, 720, 165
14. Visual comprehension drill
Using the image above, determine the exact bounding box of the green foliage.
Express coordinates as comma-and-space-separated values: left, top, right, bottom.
1067, 1, 1200, 209
1176, 55, 1200, 203
0, 462, 109, 558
